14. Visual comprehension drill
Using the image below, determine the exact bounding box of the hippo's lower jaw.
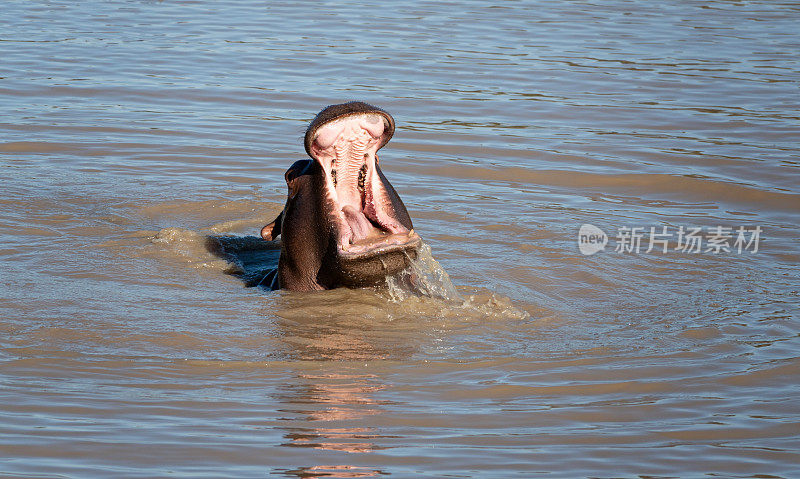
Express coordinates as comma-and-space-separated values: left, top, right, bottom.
334, 233, 421, 287
338, 230, 420, 257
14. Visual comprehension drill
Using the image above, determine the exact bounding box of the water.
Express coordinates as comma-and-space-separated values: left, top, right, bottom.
1, 0, 799, 477
385, 243, 462, 302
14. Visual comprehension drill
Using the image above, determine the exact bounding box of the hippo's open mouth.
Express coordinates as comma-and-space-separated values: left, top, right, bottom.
261, 101, 422, 290
306, 109, 420, 260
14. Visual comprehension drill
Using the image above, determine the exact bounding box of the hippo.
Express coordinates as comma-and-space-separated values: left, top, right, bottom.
260, 101, 421, 291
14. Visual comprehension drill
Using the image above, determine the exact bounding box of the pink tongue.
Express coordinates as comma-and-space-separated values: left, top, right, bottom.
342, 206, 375, 242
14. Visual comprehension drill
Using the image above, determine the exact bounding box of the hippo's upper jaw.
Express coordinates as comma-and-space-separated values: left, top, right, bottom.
305, 103, 419, 262
265, 102, 421, 291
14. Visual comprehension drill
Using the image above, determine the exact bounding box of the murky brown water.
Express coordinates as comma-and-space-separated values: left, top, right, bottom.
2, 1, 799, 477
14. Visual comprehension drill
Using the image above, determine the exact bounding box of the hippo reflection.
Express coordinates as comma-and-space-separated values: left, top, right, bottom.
261, 102, 420, 291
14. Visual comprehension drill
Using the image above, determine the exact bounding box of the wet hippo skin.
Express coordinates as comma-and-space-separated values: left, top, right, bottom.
261, 102, 421, 291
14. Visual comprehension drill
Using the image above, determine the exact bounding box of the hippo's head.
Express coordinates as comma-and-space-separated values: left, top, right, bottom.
261, 101, 421, 291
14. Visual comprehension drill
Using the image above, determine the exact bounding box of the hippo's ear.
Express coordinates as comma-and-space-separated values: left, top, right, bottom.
262, 160, 312, 241
261, 210, 282, 241
284, 159, 312, 198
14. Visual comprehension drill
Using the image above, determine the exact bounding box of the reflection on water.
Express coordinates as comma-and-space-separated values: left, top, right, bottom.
277, 305, 412, 362
278, 465, 387, 479
279, 374, 386, 454
274, 314, 394, 478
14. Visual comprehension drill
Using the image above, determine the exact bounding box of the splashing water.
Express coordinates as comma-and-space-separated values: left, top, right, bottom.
385, 242, 462, 303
